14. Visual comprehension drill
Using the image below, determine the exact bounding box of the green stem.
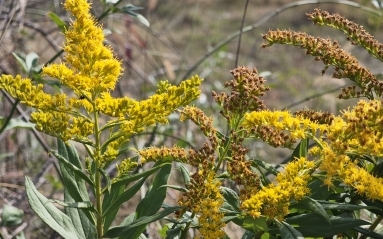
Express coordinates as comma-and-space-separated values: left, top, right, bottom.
92, 100, 103, 238
95, 169, 103, 238
215, 115, 243, 171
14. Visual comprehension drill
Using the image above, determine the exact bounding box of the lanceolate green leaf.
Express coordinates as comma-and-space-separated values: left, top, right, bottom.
318, 200, 379, 211
354, 226, 383, 239
56, 139, 96, 233
103, 206, 181, 238
12, 53, 27, 72
220, 187, 240, 212
103, 177, 146, 218
51, 150, 94, 187
48, 12, 67, 32
307, 177, 333, 200
97, 168, 111, 194
25, 177, 79, 239
110, 164, 172, 238
136, 163, 172, 217
102, 162, 168, 231
275, 220, 304, 239
102, 184, 124, 232
120, 4, 150, 27
239, 216, 268, 232
112, 162, 170, 187
360, 198, 383, 216
291, 197, 330, 223
64, 189, 97, 239
251, 159, 279, 176
291, 138, 308, 160
179, 164, 191, 185
49, 199, 94, 209
284, 213, 369, 237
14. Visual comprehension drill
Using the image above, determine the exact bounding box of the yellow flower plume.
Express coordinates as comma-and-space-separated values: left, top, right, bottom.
0, 0, 203, 168
242, 157, 314, 220
43, 0, 122, 95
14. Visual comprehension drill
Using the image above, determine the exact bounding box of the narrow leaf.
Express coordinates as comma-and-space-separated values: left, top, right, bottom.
48, 200, 94, 209
251, 159, 279, 176
25, 177, 79, 239
64, 189, 97, 239
307, 177, 333, 200
1, 118, 35, 131
25, 52, 39, 73
116, 164, 172, 238
57, 139, 96, 232
112, 162, 170, 187
220, 187, 240, 212
318, 200, 379, 211
276, 220, 304, 239
103, 177, 146, 217
103, 206, 181, 238
12, 53, 27, 72
241, 216, 268, 232
120, 4, 150, 27
98, 168, 111, 194
291, 197, 330, 223
179, 164, 190, 185
48, 12, 67, 32
299, 138, 308, 158
354, 226, 383, 239
360, 198, 383, 216
241, 230, 255, 239
291, 139, 308, 160
284, 214, 369, 237
136, 163, 172, 217
159, 184, 187, 192
102, 184, 125, 232
51, 150, 94, 187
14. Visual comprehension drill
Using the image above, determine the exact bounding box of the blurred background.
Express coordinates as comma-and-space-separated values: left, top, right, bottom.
1, 0, 383, 238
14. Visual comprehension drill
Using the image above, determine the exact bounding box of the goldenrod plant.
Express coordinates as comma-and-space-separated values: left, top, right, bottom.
0, 0, 202, 238
139, 9, 383, 239
2, 0, 383, 238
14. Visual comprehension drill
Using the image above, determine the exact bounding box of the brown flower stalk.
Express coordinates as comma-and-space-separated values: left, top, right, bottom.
307, 8, 383, 62
294, 109, 335, 125
212, 66, 270, 119
262, 29, 383, 99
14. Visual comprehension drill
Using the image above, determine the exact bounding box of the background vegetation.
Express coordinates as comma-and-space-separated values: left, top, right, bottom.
1, 0, 383, 238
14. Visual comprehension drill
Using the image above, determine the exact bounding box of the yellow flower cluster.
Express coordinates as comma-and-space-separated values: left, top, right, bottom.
43, 0, 122, 95
329, 100, 383, 156
339, 161, 383, 200
114, 158, 138, 181
242, 157, 314, 220
242, 110, 327, 145
316, 100, 383, 200
242, 100, 383, 207
179, 171, 225, 239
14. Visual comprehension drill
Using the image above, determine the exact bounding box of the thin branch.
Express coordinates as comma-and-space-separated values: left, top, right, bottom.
235, 0, 250, 67
0, 16, 60, 51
